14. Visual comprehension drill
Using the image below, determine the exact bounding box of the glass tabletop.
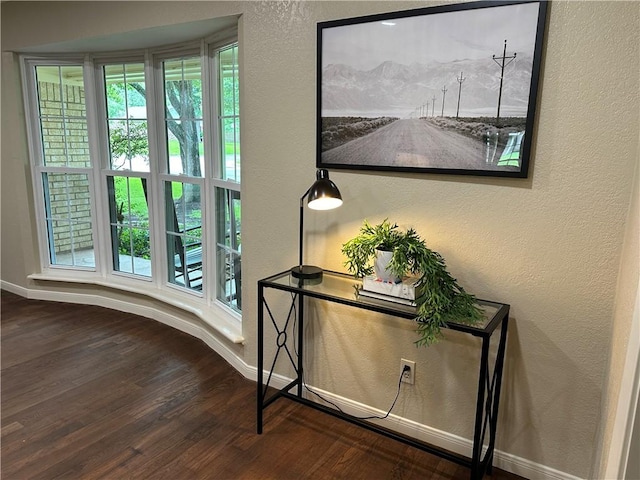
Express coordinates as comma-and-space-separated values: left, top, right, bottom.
259, 270, 508, 335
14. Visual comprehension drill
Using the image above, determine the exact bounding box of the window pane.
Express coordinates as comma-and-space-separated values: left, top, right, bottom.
166, 181, 203, 291
35, 66, 90, 168
116, 227, 151, 275
215, 187, 241, 311
104, 63, 148, 171
106, 176, 151, 277
107, 120, 149, 171
163, 58, 203, 177
220, 46, 239, 117
42, 173, 94, 267
221, 117, 240, 182
219, 45, 240, 182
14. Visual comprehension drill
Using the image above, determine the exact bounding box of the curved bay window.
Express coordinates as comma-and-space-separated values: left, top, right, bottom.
22, 36, 241, 320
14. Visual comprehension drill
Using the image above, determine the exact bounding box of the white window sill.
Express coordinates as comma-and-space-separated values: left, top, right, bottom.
27, 271, 244, 344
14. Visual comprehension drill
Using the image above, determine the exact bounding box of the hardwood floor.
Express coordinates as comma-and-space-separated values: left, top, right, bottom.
1, 291, 526, 480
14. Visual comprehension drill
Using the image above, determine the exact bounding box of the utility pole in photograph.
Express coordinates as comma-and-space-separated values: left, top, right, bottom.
441, 86, 448, 117
492, 39, 517, 126
455, 71, 466, 120
432, 95, 436, 117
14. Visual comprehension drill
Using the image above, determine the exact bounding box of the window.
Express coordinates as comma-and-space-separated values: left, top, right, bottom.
22, 37, 241, 318
103, 62, 152, 277
161, 54, 205, 294
32, 64, 95, 268
215, 44, 241, 311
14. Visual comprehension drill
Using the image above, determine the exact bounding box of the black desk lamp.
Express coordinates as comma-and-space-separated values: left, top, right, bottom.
291, 169, 343, 281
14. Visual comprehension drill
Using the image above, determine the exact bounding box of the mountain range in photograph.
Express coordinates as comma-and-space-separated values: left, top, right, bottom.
321, 54, 534, 119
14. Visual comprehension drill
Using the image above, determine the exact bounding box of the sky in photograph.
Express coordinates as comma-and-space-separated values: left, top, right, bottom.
321, 2, 541, 71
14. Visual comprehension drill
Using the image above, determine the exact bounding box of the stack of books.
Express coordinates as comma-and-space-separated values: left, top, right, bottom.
358, 275, 423, 306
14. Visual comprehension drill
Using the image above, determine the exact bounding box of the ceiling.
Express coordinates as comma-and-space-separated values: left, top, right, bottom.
16, 15, 239, 54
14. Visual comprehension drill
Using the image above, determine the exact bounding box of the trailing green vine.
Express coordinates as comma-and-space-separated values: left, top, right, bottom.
342, 219, 483, 346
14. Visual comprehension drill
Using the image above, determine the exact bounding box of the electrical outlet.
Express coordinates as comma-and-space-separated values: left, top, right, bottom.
400, 359, 415, 385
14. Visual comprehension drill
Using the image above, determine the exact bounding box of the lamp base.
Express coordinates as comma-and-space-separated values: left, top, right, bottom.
291, 265, 323, 281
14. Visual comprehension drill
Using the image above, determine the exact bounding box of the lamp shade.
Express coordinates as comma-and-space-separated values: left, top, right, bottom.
307, 169, 343, 211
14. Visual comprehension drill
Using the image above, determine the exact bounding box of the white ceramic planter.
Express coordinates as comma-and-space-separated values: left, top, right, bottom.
374, 249, 401, 283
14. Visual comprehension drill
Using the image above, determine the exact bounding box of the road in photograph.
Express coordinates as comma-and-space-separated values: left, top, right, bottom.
322, 118, 487, 169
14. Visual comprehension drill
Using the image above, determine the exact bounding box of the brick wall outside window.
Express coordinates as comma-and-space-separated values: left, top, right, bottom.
39, 81, 93, 253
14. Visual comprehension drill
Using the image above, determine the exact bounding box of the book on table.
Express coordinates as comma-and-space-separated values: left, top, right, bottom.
357, 288, 416, 306
362, 275, 423, 300
357, 275, 424, 306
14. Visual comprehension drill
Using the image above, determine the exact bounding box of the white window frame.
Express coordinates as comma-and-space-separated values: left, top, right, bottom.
152, 46, 208, 299
21, 56, 104, 274
20, 32, 242, 340
208, 40, 241, 311
93, 54, 157, 285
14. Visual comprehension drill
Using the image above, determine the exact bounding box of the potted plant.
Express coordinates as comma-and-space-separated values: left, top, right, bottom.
341, 219, 483, 346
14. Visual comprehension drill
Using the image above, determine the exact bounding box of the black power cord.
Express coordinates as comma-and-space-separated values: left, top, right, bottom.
290, 292, 409, 421
303, 365, 408, 421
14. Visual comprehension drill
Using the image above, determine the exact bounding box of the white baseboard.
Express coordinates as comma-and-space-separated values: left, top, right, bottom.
2, 281, 29, 297
2, 280, 583, 480
253, 380, 584, 480
0, 279, 251, 378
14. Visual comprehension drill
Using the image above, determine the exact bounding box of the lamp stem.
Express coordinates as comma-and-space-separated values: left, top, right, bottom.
298, 187, 311, 270
299, 196, 304, 269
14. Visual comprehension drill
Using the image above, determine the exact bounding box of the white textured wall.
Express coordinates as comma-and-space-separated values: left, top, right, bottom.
2, 2, 638, 478
599, 140, 639, 477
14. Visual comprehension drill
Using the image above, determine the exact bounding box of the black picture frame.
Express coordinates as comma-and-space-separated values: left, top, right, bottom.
316, 0, 548, 178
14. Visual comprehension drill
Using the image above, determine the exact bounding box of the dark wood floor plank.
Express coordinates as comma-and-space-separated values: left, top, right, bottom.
1, 291, 526, 480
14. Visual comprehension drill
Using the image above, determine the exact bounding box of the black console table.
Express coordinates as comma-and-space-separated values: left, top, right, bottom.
257, 270, 509, 480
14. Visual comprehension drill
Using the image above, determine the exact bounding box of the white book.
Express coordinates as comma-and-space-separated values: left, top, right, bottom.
358, 289, 416, 306
362, 275, 423, 301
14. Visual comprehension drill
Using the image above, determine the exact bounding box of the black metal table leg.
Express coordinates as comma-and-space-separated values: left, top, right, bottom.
257, 283, 304, 434
471, 335, 491, 480
257, 282, 264, 434
297, 292, 304, 398
486, 314, 509, 475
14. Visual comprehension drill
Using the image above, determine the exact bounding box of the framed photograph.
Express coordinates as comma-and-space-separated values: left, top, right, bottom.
316, 0, 548, 178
